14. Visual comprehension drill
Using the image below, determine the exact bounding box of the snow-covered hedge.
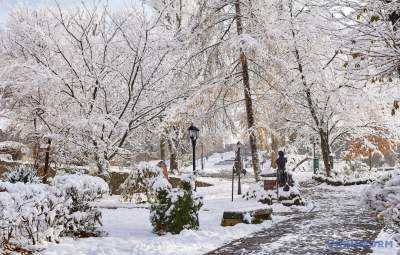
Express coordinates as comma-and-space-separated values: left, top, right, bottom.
51, 174, 109, 199
150, 174, 203, 235
313, 173, 375, 186
364, 170, 400, 227
119, 163, 159, 203
51, 174, 109, 235
0, 174, 108, 247
0, 182, 69, 245
313, 161, 380, 186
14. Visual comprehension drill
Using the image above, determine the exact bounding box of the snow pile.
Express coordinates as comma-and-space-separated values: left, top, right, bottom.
364, 170, 400, 247
0, 174, 108, 247
278, 184, 300, 200
242, 182, 275, 205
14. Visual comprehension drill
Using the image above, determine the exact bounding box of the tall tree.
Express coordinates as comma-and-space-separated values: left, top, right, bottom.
1, 2, 187, 185
234, 0, 261, 180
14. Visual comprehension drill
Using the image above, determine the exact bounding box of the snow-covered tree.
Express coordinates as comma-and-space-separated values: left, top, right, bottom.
1, 2, 189, 185
244, 0, 396, 176
334, 0, 400, 79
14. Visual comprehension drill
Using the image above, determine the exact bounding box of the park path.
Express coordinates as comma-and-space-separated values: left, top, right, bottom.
207, 180, 383, 255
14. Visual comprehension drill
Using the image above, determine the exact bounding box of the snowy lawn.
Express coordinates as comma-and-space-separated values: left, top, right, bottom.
41, 177, 287, 255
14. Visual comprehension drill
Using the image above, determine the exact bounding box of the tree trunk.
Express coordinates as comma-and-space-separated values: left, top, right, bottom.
319, 129, 332, 177
32, 118, 40, 171
94, 152, 111, 192
270, 133, 279, 169
369, 150, 372, 170
43, 138, 52, 183
289, 2, 332, 176
235, 0, 260, 181
167, 140, 178, 173
33, 140, 40, 171
160, 135, 166, 161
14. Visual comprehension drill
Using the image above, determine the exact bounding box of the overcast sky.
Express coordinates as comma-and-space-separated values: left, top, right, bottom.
0, 0, 128, 25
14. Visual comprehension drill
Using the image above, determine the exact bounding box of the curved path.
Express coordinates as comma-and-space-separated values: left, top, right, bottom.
207, 180, 383, 255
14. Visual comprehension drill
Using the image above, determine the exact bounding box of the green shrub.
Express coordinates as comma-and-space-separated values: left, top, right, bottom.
4, 165, 41, 184
150, 174, 203, 235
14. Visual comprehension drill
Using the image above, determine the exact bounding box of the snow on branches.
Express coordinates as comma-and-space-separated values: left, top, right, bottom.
119, 163, 161, 203
1, 1, 189, 180
0, 174, 107, 247
150, 174, 203, 235
3, 164, 41, 184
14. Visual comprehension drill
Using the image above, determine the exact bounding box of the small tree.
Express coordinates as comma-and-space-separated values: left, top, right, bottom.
150, 174, 203, 235
119, 163, 160, 203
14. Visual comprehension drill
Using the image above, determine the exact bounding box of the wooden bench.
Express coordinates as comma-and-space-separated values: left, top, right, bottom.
221, 208, 272, 227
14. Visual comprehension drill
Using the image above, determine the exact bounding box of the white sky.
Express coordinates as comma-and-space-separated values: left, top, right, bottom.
0, 0, 129, 25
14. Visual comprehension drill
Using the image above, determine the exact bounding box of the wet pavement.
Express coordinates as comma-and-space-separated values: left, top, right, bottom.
206, 180, 383, 255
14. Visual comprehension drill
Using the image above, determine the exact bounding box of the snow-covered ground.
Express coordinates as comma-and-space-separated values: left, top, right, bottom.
181, 151, 237, 175
41, 177, 288, 255
38, 154, 395, 255
372, 230, 399, 255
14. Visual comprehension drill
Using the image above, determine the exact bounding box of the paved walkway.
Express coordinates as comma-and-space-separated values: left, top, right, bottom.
207, 180, 383, 255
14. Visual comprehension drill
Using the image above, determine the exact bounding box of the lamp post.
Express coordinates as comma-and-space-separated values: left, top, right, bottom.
188, 124, 200, 191
236, 142, 242, 195
201, 142, 204, 171
310, 136, 320, 174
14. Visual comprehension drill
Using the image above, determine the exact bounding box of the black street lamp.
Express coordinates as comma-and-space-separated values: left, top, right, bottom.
201, 142, 204, 171
236, 142, 243, 195
310, 136, 320, 174
188, 123, 200, 191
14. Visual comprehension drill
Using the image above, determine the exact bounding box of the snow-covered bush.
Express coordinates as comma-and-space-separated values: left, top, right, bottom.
119, 163, 159, 203
51, 174, 108, 236
0, 182, 69, 245
3, 164, 41, 184
242, 182, 275, 205
364, 170, 400, 227
0, 174, 107, 247
313, 160, 380, 185
149, 175, 172, 234
341, 160, 370, 174
150, 174, 203, 235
